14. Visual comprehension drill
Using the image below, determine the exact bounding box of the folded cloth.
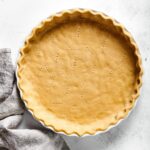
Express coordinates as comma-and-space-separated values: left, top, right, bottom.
0, 48, 70, 150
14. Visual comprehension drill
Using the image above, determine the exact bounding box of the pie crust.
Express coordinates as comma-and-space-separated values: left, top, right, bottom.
17, 9, 143, 136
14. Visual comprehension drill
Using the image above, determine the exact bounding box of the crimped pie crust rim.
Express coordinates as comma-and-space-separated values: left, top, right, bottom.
17, 8, 143, 136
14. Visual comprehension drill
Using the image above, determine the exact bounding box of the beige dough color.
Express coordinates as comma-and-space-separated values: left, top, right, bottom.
18, 10, 142, 136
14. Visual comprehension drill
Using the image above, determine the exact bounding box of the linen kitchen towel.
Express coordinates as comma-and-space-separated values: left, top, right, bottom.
0, 48, 70, 150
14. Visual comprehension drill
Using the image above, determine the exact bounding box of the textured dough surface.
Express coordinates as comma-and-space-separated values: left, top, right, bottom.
21, 21, 137, 126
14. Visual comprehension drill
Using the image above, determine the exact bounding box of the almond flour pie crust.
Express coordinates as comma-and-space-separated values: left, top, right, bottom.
17, 9, 143, 136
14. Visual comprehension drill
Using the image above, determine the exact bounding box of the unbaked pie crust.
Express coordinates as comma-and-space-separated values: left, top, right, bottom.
17, 9, 143, 136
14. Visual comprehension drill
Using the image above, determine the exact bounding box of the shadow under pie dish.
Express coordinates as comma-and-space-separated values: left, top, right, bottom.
17, 9, 143, 136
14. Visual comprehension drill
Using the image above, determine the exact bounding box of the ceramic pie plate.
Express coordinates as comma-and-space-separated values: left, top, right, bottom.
17, 9, 143, 136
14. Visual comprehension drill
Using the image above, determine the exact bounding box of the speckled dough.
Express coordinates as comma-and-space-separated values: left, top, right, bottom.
17, 10, 142, 136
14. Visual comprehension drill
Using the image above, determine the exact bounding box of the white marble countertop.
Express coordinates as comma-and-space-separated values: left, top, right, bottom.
0, 0, 150, 149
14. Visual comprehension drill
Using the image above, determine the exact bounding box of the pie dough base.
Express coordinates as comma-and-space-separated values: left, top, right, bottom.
18, 9, 142, 136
